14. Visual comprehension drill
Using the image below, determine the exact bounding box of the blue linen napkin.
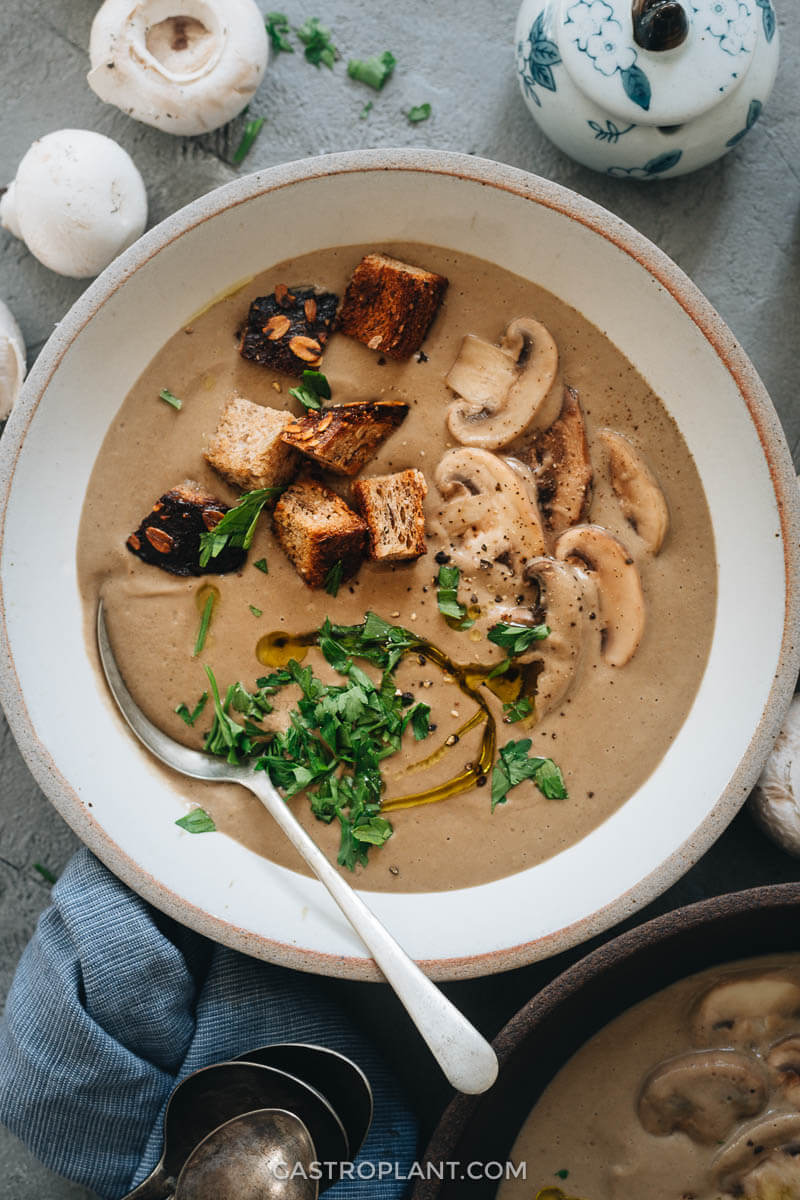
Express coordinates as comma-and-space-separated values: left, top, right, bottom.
0, 848, 417, 1199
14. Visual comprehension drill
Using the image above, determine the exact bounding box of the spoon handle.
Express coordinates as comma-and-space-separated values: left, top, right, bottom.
243, 771, 498, 1095
122, 1164, 174, 1199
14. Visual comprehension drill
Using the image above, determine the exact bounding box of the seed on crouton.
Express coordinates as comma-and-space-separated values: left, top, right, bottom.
280, 400, 409, 476
204, 396, 300, 492
240, 286, 338, 376
126, 480, 245, 576
273, 480, 368, 588
352, 469, 428, 562
337, 253, 448, 360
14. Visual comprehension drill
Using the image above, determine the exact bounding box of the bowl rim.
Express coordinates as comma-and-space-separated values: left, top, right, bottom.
1, 147, 798, 981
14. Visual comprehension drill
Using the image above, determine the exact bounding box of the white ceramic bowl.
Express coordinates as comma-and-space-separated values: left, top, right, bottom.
1, 150, 798, 981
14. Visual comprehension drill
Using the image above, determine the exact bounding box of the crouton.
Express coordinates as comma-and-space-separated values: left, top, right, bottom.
126, 480, 245, 576
204, 396, 299, 492
352, 469, 428, 562
280, 400, 409, 476
239, 285, 338, 377
337, 253, 448, 360
273, 480, 368, 588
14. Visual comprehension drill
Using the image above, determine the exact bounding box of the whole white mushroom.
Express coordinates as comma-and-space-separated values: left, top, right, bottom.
87, 0, 269, 136
0, 130, 148, 279
750, 694, 800, 856
0, 301, 26, 421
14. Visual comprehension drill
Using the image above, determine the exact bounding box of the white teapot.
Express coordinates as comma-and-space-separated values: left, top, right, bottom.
514, 0, 779, 177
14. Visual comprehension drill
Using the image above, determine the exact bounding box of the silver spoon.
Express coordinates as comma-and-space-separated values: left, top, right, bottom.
97, 602, 498, 1096
174, 1109, 318, 1200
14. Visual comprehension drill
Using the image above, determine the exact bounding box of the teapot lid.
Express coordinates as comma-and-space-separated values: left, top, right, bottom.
556, 0, 759, 126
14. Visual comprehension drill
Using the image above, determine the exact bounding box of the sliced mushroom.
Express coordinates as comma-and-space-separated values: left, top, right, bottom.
554, 524, 644, 667
446, 317, 563, 449
690, 973, 800, 1050
433, 447, 546, 577
714, 1112, 800, 1196
527, 386, 593, 534
0, 300, 26, 422
768, 1035, 800, 1108
598, 428, 669, 554
638, 1049, 768, 1144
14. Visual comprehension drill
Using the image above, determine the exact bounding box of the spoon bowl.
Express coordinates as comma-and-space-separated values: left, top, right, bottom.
175, 1109, 318, 1200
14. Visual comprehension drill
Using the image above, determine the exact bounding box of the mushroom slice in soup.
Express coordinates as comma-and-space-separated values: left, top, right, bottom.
637, 1049, 768, 1144
445, 317, 563, 449
527, 387, 593, 535
554, 524, 644, 667
690, 974, 800, 1050
714, 1112, 800, 1197
598, 427, 670, 555
767, 1036, 800, 1107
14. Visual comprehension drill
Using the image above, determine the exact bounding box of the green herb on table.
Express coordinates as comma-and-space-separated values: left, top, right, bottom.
347, 51, 396, 90
253, 558, 269, 574
289, 369, 331, 411
502, 696, 533, 724
297, 17, 338, 68
491, 739, 567, 812
436, 564, 474, 630
233, 116, 266, 164
193, 592, 216, 657
360, 100, 373, 120
324, 560, 344, 597
249, 604, 263, 617
266, 11, 294, 52
406, 103, 432, 123
175, 808, 217, 834
198, 486, 284, 566
33, 862, 57, 884
175, 692, 209, 726
158, 387, 182, 410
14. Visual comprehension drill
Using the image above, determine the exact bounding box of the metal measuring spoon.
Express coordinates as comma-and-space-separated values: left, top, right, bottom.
174, 1109, 318, 1200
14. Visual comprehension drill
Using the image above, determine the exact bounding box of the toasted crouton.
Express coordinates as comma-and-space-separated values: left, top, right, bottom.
280, 400, 409, 476
337, 253, 448, 360
352, 469, 428, 562
204, 396, 300, 492
239, 285, 338, 377
273, 480, 367, 588
126, 480, 245, 576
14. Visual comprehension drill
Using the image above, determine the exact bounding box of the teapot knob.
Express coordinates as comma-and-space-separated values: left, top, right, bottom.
632, 0, 689, 50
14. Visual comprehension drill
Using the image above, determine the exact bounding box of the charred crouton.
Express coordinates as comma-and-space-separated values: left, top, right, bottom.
126, 480, 245, 576
273, 480, 367, 588
337, 254, 448, 360
204, 396, 300, 492
352, 469, 428, 562
280, 400, 409, 477
239, 285, 338, 377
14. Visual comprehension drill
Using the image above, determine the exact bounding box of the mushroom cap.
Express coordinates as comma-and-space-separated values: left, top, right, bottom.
637, 1049, 768, 1144
446, 317, 562, 449
690, 972, 800, 1050
88, 0, 269, 136
528, 386, 593, 535
598, 427, 670, 555
554, 523, 645, 667
1, 130, 147, 279
767, 1034, 800, 1107
749, 695, 800, 858
0, 300, 26, 422
714, 1112, 800, 1195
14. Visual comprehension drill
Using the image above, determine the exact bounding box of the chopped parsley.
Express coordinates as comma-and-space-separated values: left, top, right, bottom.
324, 560, 344, 597
406, 103, 432, 123
193, 592, 215, 657
265, 11, 293, 53
198, 486, 284, 566
233, 117, 266, 164
175, 807, 217, 834
158, 387, 182, 410
347, 51, 396, 90
407, 702, 431, 741
555, 1170, 570, 1180
297, 17, 338, 68
488, 621, 550, 655
289, 369, 331, 411
33, 862, 57, 884
360, 100, 373, 120
253, 558, 269, 574
249, 604, 263, 617
436, 564, 474, 630
176, 692, 209, 726
491, 739, 567, 812
502, 696, 533, 724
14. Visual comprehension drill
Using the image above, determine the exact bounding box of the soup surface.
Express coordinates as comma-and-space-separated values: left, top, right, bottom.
501, 954, 800, 1200
78, 242, 716, 892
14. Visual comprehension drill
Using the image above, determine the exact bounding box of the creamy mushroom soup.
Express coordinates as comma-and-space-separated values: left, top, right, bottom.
500, 955, 800, 1200
78, 242, 716, 892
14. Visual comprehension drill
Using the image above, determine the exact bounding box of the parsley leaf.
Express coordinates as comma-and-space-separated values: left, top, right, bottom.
488, 622, 550, 655
360, 100, 373, 120
33, 862, 57, 884
437, 564, 475, 630
324, 560, 344, 597
289, 369, 331, 411
158, 387, 182, 410
347, 51, 396, 90
491, 739, 567, 811
198, 486, 284, 567
176, 692, 209, 726
408, 702, 431, 741
175, 808, 216, 834
502, 695, 533, 723
266, 11, 293, 52
193, 592, 215, 657
249, 604, 263, 617
233, 117, 265, 164
254, 558, 269, 574
296, 17, 338, 68
407, 103, 432, 123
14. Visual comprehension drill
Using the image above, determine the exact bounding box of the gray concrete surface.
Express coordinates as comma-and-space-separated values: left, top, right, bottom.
0, 1, 798, 1196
